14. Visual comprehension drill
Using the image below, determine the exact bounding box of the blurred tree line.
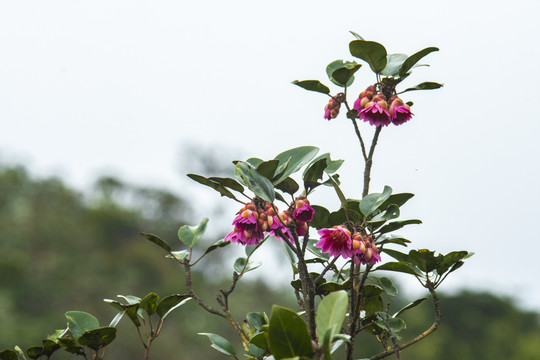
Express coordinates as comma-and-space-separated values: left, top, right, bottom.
1, 164, 539, 359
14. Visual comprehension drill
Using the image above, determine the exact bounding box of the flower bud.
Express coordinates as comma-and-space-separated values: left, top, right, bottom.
241, 209, 252, 219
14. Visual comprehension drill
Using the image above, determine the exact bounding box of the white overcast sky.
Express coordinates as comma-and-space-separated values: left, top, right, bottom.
1, 1, 540, 310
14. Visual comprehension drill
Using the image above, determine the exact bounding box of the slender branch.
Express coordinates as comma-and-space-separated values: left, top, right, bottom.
343, 101, 368, 161
369, 284, 441, 360
183, 262, 226, 319
363, 126, 383, 197
379, 303, 400, 360
314, 256, 339, 284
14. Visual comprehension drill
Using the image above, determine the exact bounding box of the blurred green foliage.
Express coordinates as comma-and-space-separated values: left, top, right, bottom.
1, 164, 539, 359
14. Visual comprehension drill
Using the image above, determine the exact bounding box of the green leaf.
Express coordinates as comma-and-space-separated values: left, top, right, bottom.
382, 249, 410, 262
401, 82, 444, 93
381, 54, 408, 77
360, 186, 392, 216
291, 80, 330, 94
187, 174, 239, 201
281, 241, 298, 274
246, 312, 266, 330
207, 176, 244, 192
109, 311, 125, 327
0, 350, 18, 360
177, 225, 194, 247
393, 298, 427, 318
361, 285, 384, 315
349, 31, 364, 40
65, 311, 100, 340
327, 176, 347, 210
378, 236, 411, 247
203, 240, 231, 257
316, 290, 348, 341
157, 294, 191, 320
374, 316, 407, 335
322, 327, 335, 360
369, 204, 400, 223
235, 161, 275, 202
275, 177, 300, 196
192, 217, 209, 246
376, 277, 398, 296
139, 292, 159, 315
257, 160, 280, 180
436, 251, 469, 274
409, 249, 442, 273
198, 333, 237, 357
326, 60, 360, 87
303, 158, 327, 189
378, 219, 422, 234
310, 205, 330, 230
375, 262, 419, 276
399, 47, 439, 77
41, 339, 60, 357
234, 257, 262, 274
56, 337, 85, 355
250, 332, 268, 349
77, 327, 116, 350
13, 347, 26, 360
274, 146, 319, 185
166, 250, 190, 261
349, 40, 388, 74
379, 193, 414, 211
316, 280, 352, 296
140, 233, 171, 252
268, 306, 313, 359
26, 347, 42, 360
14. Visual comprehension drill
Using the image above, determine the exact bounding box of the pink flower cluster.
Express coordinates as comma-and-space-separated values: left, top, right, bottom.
352, 85, 413, 127
315, 226, 381, 265
225, 198, 315, 246
323, 94, 344, 120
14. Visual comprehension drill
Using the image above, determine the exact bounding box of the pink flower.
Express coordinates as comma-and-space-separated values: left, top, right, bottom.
359, 102, 391, 127
352, 235, 382, 265
323, 93, 344, 120
225, 227, 264, 246
315, 225, 352, 258
390, 104, 413, 125
292, 198, 315, 223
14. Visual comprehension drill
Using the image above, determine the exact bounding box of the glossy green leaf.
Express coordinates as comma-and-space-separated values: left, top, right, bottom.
56, 337, 85, 355
378, 219, 422, 234
78, 327, 116, 350
207, 176, 244, 192
13, 347, 25, 360
349, 31, 364, 40
187, 174, 238, 201
140, 233, 171, 252
369, 204, 400, 223
275, 177, 300, 196
109, 311, 125, 327
177, 225, 194, 247
65, 311, 99, 340
41, 339, 60, 357
198, 333, 237, 357
327, 176, 347, 211
326, 60, 360, 87
375, 262, 419, 276
268, 305, 313, 359
316, 290, 348, 341
291, 80, 330, 94
247, 312, 266, 330
393, 298, 427, 318
382, 249, 410, 262
257, 160, 280, 180
303, 158, 327, 187
273, 146, 319, 185
322, 327, 335, 360
0, 350, 17, 360
139, 292, 159, 315
192, 217, 209, 246
409, 249, 442, 273
349, 40, 388, 74
157, 294, 191, 320
203, 240, 231, 257
235, 161, 275, 202
361, 285, 384, 315
381, 54, 408, 77
401, 82, 444, 93
436, 251, 469, 274
25, 348, 42, 360
166, 250, 189, 261
399, 47, 439, 77
250, 332, 268, 349
377, 277, 398, 296
360, 186, 392, 216
379, 193, 414, 211
234, 257, 262, 274
316, 280, 352, 296
282, 241, 298, 274
374, 316, 407, 334
310, 205, 330, 230
378, 236, 410, 247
